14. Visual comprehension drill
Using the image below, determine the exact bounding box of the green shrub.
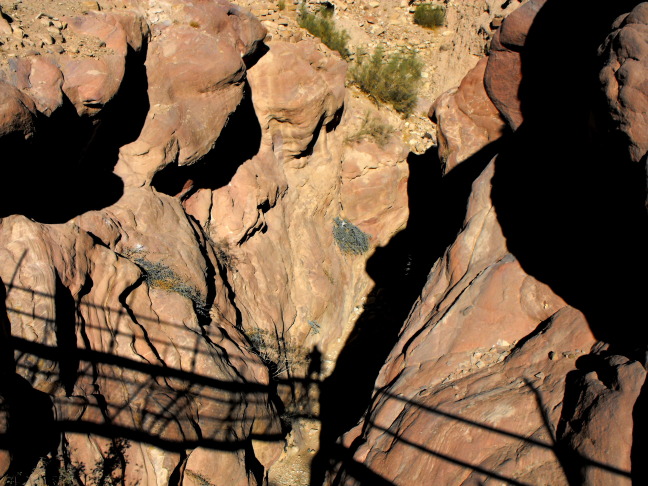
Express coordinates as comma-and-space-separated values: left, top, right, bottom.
298, 4, 350, 58
278, 0, 286, 11
345, 111, 395, 147
414, 3, 446, 28
332, 217, 370, 255
349, 46, 423, 115
134, 258, 209, 318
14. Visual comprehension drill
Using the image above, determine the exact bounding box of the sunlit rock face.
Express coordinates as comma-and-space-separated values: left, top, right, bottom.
0, 0, 410, 484
333, 1, 648, 485
2, 1, 647, 485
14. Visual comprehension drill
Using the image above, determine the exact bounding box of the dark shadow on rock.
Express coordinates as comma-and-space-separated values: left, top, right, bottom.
491, 0, 648, 358
243, 42, 269, 71
1, 282, 58, 481
632, 373, 648, 485
0, 374, 57, 483
54, 276, 80, 396
0, 45, 149, 223
489, 1, 648, 482
0, 279, 634, 484
312, 140, 502, 486
151, 82, 262, 197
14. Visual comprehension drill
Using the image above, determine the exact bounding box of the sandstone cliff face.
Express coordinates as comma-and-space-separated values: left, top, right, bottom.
0, 0, 410, 484
2, 0, 648, 485
334, 0, 648, 485
0, 2, 285, 484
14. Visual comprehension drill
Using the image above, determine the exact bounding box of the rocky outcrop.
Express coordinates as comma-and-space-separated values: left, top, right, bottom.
599, 3, 648, 163
334, 156, 594, 486
180, 38, 409, 370
0, 2, 149, 130
116, 0, 266, 187
335, 1, 648, 485
0, 0, 411, 484
0, 1, 283, 484
3, 0, 647, 485
430, 57, 506, 174
0, 201, 281, 485
483, 0, 546, 130
561, 353, 646, 485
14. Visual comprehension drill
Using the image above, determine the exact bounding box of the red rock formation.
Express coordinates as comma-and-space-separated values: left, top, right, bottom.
3, 1, 647, 485
116, 0, 266, 187
332, 1, 648, 485
0, 192, 283, 485
335, 158, 594, 485
184, 38, 409, 369
483, 0, 546, 131
599, 3, 648, 163
0, 1, 281, 484
0, 0, 411, 484
430, 57, 506, 174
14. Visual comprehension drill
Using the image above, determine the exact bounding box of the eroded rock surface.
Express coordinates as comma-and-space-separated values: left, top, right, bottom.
0, 201, 282, 485
430, 57, 506, 174
0, 0, 411, 484
0, 1, 283, 485
332, 1, 648, 485
2, 1, 648, 485
599, 2, 648, 163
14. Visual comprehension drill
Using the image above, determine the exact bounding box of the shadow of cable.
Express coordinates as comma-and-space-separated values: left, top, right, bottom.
312, 139, 504, 486
1, 278, 633, 484
489, 3, 648, 481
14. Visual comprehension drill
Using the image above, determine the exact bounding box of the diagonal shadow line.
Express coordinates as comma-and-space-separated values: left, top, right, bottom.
5, 304, 259, 372
14, 360, 276, 409
2, 282, 633, 480
0, 423, 284, 454
371, 385, 631, 478
12, 331, 630, 478
327, 442, 395, 486
10, 336, 269, 395
4, 283, 261, 366
3, 250, 27, 299
524, 377, 581, 486
366, 420, 531, 486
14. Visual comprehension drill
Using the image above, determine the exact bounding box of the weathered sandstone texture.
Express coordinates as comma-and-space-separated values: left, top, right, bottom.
430, 57, 506, 174
0, 0, 410, 484
0, 2, 287, 484
115, 0, 267, 187
3, 0, 648, 485
334, 1, 648, 485
182, 38, 409, 368
599, 3, 648, 163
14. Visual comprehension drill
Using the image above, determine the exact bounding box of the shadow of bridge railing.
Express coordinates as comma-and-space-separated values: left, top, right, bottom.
1, 281, 633, 485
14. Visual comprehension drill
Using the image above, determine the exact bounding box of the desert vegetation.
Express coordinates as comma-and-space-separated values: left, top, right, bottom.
414, 3, 446, 28
345, 111, 395, 148
298, 3, 350, 58
332, 217, 370, 255
131, 255, 210, 318
349, 46, 423, 115
243, 327, 309, 378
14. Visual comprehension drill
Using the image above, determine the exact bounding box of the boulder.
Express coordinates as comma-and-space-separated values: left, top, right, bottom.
431, 57, 506, 173
561, 353, 646, 485
599, 2, 648, 163
0, 82, 35, 138
483, 0, 547, 130
115, 0, 267, 187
